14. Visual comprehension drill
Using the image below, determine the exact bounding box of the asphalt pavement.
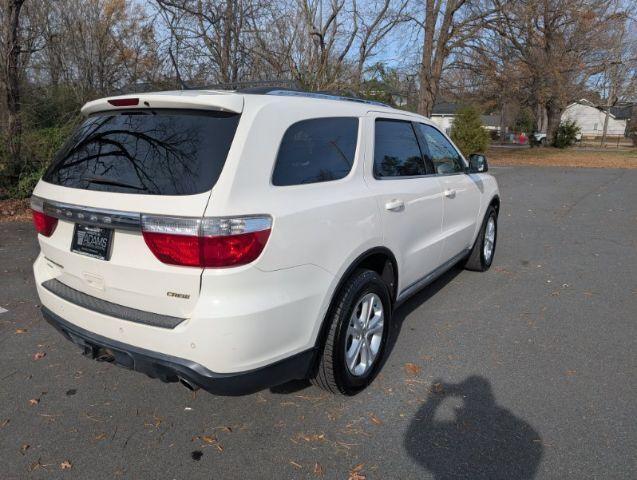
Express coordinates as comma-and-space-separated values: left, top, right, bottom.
0, 166, 635, 479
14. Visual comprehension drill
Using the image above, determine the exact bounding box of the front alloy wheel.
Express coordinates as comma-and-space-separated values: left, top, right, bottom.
465, 205, 498, 272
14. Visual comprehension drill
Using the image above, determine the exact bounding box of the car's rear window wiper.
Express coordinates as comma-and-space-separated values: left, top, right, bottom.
82, 175, 147, 191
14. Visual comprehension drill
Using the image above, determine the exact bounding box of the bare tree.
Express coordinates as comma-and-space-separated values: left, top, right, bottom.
411, 0, 495, 116
296, 0, 358, 90
353, 0, 408, 91
154, 0, 267, 86
1, 0, 25, 168
492, 0, 626, 144
598, 19, 637, 146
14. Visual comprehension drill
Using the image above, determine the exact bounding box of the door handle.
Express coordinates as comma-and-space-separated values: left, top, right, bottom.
444, 189, 457, 198
385, 199, 405, 211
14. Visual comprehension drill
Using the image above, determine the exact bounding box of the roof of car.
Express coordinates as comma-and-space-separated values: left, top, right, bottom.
81, 89, 417, 119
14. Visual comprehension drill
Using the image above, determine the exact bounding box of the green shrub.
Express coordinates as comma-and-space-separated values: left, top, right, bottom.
552, 120, 581, 149
7, 124, 74, 199
450, 106, 490, 157
514, 107, 535, 133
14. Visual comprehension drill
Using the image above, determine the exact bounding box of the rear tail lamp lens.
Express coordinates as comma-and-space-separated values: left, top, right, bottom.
141, 215, 272, 268
30, 197, 58, 237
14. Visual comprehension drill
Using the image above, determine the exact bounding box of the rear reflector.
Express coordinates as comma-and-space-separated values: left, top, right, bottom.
107, 98, 139, 107
30, 197, 58, 237
141, 215, 272, 268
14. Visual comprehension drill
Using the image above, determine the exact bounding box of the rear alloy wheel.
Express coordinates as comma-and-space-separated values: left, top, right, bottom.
344, 292, 385, 377
311, 269, 391, 395
465, 206, 497, 272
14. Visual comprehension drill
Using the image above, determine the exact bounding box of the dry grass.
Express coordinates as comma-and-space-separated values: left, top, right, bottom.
0, 198, 31, 223
488, 147, 637, 169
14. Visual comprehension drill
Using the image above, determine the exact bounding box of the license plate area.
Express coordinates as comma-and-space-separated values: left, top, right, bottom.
71, 224, 113, 261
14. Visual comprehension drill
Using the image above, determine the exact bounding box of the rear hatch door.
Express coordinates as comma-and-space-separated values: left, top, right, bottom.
33, 106, 241, 318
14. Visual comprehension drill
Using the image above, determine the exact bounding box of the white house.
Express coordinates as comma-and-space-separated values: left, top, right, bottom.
561, 99, 627, 137
428, 102, 501, 136
429, 102, 458, 134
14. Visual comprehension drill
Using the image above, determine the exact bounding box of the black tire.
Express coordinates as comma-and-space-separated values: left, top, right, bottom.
311, 269, 391, 395
465, 206, 498, 272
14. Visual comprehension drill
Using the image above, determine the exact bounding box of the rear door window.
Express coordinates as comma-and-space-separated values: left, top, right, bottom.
374, 119, 428, 177
43, 109, 240, 195
272, 117, 358, 186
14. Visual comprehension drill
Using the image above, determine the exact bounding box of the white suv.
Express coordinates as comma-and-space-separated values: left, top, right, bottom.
31, 89, 499, 395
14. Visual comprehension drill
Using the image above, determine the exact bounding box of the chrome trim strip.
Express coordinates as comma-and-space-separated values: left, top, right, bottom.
396, 249, 470, 304
34, 196, 141, 231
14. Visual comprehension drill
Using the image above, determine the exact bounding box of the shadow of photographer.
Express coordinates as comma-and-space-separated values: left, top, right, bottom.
405, 376, 543, 479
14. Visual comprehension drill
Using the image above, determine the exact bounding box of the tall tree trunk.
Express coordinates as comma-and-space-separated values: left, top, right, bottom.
545, 100, 562, 146
630, 105, 637, 147
536, 103, 548, 133
600, 86, 616, 148
4, 0, 25, 179
418, 75, 436, 117
498, 102, 506, 144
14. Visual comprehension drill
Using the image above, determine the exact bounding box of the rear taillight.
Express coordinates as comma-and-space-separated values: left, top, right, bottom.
141, 215, 272, 268
30, 197, 58, 237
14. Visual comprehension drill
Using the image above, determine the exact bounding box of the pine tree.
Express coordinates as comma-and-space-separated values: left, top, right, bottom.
450, 106, 490, 157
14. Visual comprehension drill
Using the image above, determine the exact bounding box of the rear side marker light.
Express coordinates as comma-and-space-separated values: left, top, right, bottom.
141, 215, 272, 268
30, 197, 58, 237
107, 98, 139, 107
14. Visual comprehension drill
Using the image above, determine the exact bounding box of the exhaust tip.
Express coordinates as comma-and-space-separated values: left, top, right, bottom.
95, 348, 116, 363
179, 377, 200, 391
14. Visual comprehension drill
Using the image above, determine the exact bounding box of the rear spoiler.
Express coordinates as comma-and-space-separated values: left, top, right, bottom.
81, 91, 244, 116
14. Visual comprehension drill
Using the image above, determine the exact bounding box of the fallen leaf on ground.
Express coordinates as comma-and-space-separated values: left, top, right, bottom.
431, 383, 445, 394
20, 444, 30, 455
314, 462, 324, 476
404, 363, 421, 376
565, 370, 577, 376
28, 398, 40, 406
28, 459, 47, 472
296, 433, 325, 442
201, 435, 217, 444
289, 460, 302, 469
94, 433, 107, 441
15, 328, 27, 334
348, 463, 365, 480
369, 414, 382, 425
60, 460, 72, 470
33, 352, 46, 361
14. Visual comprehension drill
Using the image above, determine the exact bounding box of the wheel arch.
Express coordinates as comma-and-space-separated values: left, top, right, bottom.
489, 194, 500, 214
312, 247, 398, 351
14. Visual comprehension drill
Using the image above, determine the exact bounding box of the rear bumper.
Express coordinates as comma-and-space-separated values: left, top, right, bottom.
42, 307, 316, 396
34, 252, 334, 374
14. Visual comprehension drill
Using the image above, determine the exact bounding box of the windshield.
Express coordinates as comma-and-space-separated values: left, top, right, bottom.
43, 109, 240, 195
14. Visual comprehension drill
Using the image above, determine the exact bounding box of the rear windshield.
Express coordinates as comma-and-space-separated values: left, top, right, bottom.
43, 109, 240, 195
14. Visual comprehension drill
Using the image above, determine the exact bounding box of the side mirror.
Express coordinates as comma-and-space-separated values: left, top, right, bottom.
468, 153, 488, 173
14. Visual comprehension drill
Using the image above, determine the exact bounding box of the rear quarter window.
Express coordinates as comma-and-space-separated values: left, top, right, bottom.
43, 109, 240, 195
272, 117, 358, 186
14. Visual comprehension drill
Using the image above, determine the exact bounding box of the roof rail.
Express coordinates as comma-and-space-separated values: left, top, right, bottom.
264, 90, 390, 107
190, 79, 300, 91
